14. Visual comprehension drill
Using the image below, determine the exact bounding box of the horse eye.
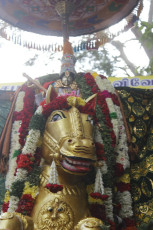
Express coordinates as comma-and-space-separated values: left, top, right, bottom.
58, 208, 63, 212
51, 114, 62, 122
87, 115, 94, 125
48, 207, 53, 212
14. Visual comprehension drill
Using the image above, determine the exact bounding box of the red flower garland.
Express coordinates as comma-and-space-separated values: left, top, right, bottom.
115, 163, 124, 177
95, 142, 106, 161
2, 201, 9, 213
89, 203, 106, 221
16, 194, 34, 215
18, 86, 35, 147
17, 154, 34, 172
90, 193, 109, 200
45, 184, 63, 193
116, 182, 131, 192
42, 96, 69, 118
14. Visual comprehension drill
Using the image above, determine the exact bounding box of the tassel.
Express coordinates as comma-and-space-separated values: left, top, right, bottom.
49, 159, 59, 184
94, 167, 104, 194
90, 167, 108, 200
45, 159, 63, 193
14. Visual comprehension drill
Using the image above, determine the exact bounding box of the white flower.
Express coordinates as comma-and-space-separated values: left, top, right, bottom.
15, 169, 28, 181
15, 91, 25, 112
35, 105, 43, 115
22, 129, 41, 155
94, 126, 103, 144
8, 196, 19, 212
116, 191, 133, 218
6, 120, 21, 189
104, 188, 114, 221
100, 161, 108, 174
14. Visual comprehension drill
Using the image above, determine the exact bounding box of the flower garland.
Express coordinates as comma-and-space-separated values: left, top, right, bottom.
2, 85, 35, 213
75, 72, 136, 229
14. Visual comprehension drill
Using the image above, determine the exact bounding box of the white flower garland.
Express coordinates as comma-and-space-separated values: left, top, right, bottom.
92, 72, 133, 221
5, 91, 25, 190
14, 92, 25, 112
116, 191, 133, 218
104, 188, 114, 221
8, 196, 19, 213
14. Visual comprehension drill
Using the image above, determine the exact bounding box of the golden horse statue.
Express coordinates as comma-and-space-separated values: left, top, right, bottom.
0, 93, 105, 230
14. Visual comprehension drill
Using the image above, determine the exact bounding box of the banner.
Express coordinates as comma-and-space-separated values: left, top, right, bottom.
108, 75, 153, 89
0, 82, 23, 91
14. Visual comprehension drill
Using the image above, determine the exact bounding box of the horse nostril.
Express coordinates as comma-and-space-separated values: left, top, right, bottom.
68, 139, 72, 143
92, 142, 95, 146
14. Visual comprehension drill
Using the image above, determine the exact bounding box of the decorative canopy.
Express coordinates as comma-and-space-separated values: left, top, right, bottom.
0, 0, 140, 37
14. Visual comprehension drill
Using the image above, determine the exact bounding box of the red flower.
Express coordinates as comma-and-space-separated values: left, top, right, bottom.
90, 193, 109, 200
89, 203, 106, 220
45, 184, 63, 193
17, 154, 34, 171
17, 86, 35, 147
124, 218, 136, 227
95, 142, 106, 160
42, 96, 69, 118
84, 73, 97, 87
114, 203, 122, 214
34, 148, 41, 166
116, 182, 131, 192
111, 93, 120, 106
99, 75, 107, 79
2, 201, 9, 212
107, 219, 116, 230
115, 163, 124, 177
16, 194, 34, 215
13, 111, 24, 121
102, 90, 111, 99
110, 131, 116, 147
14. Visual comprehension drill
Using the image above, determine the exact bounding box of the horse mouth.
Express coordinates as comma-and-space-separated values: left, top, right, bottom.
60, 155, 94, 173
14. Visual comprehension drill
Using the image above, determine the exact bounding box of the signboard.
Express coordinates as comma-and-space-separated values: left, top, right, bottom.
0, 82, 23, 91
109, 76, 153, 89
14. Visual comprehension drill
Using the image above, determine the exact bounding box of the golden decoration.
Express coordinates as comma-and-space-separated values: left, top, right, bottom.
54, 79, 78, 90
67, 96, 85, 107
134, 198, 153, 226
118, 90, 130, 98
133, 119, 147, 138
128, 96, 134, 103
132, 102, 145, 116
129, 115, 135, 122
143, 114, 149, 121
0, 212, 34, 230
131, 184, 141, 202
117, 173, 130, 183
131, 155, 153, 181
139, 146, 147, 159
147, 135, 153, 151
139, 205, 148, 214
142, 99, 148, 106
36, 198, 74, 230
132, 136, 136, 143
75, 217, 105, 230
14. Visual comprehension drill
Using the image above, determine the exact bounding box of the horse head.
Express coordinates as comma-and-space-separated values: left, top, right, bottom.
42, 87, 97, 174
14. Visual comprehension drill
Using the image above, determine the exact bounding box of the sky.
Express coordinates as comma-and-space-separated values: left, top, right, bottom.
0, 1, 150, 84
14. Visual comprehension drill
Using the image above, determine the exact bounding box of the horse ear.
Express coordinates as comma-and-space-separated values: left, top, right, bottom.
85, 94, 97, 111
46, 85, 58, 104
